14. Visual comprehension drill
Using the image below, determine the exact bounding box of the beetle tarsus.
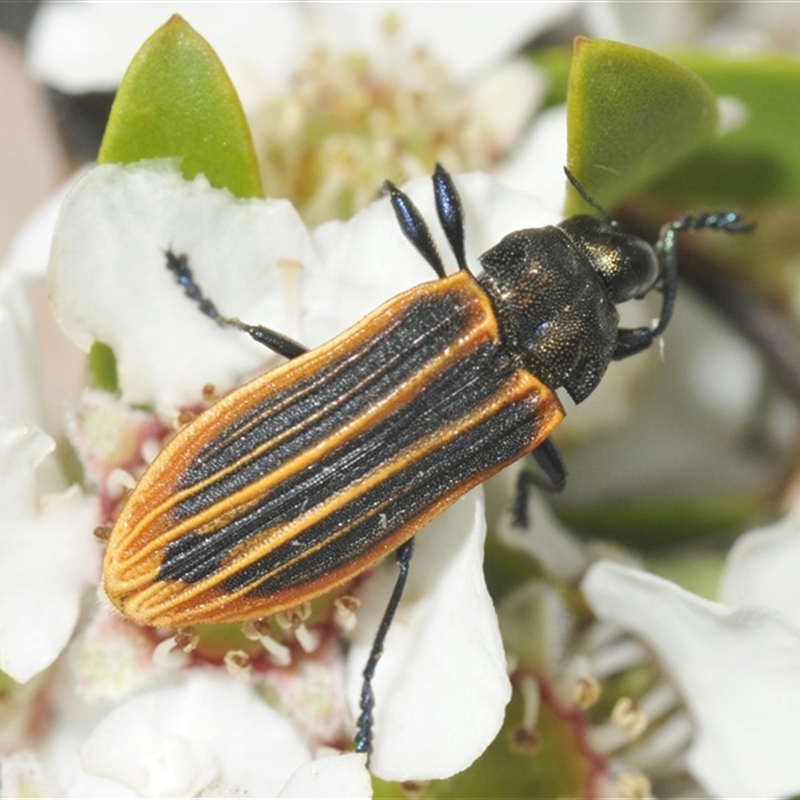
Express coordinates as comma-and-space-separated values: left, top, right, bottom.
512, 439, 567, 527
650, 211, 754, 338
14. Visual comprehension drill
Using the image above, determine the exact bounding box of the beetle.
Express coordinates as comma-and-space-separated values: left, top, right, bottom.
103, 165, 750, 759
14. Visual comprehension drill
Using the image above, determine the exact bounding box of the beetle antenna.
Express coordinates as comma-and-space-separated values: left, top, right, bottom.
164, 250, 308, 359
563, 167, 617, 229
384, 181, 447, 279
432, 164, 469, 272
651, 211, 754, 337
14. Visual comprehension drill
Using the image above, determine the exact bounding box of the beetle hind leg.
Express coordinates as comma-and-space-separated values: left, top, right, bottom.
165, 250, 308, 360
512, 438, 567, 527
354, 538, 415, 764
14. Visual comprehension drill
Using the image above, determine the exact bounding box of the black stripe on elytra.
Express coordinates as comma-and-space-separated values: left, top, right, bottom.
238, 396, 540, 595
157, 339, 518, 585
172, 288, 479, 518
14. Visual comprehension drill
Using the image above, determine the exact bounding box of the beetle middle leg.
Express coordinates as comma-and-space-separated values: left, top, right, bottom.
165, 249, 308, 360
354, 538, 415, 764
512, 437, 567, 527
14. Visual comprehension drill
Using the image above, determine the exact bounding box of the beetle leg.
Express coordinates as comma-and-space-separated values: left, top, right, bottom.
354, 538, 415, 764
612, 327, 654, 360
165, 250, 308, 360
512, 438, 567, 527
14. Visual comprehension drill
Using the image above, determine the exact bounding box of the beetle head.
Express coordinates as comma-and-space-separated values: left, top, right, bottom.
558, 216, 659, 304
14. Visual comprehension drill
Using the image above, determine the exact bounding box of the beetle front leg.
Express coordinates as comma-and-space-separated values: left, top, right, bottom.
613, 327, 655, 361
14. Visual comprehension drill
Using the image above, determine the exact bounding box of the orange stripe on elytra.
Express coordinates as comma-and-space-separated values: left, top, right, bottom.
121, 369, 561, 626
105, 273, 566, 626
108, 275, 495, 580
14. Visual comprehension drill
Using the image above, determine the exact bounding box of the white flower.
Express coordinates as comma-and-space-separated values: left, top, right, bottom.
4, 4, 583, 788
25, 2, 565, 226
37, 158, 561, 788
0, 270, 99, 685
80, 672, 312, 797
582, 504, 800, 799
26, 1, 576, 109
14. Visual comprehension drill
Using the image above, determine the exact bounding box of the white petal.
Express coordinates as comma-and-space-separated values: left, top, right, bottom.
0, 751, 55, 798
583, 560, 800, 799
346, 490, 511, 781
309, 171, 558, 345
494, 105, 569, 210
720, 504, 800, 628
0, 424, 99, 683
0, 271, 46, 428
27, 2, 304, 112
497, 491, 589, 582
466, 59, 547, 154
3, 169, 88, 281
313, 2, 579, 80
278, 753, 371, 799
48, 161, 320, 412
81, 672, 311, 797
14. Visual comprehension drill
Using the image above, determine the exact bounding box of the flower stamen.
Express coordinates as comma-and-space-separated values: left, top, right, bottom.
224, 649, 251, 677
174, 627, 199, 653
611, 697, 648, 740
106, 468, 136, 499
202, 383, 218, 403
176, 409, 195, 428
507, 673, 541, 755
242, 619, 292, 666
333, 595, 360, 632
572, 675, 602, 710
614, 770, 653, 800
93, 523, 112, 542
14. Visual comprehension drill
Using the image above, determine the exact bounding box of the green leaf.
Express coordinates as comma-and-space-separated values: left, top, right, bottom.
652, 53, 800, 205
566, 38, 718, 215
555, 494, 760, 549
88, 341, 119, 393
98, 15, 263, 199
527, 45, 572, 110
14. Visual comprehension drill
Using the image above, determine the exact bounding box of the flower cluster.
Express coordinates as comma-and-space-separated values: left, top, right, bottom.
2, 2, 800, 798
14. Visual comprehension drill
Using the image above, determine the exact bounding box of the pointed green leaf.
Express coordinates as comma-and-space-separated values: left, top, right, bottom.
653, 53, 800, 205
566, 38, 718, 215
98, 15, 263, 199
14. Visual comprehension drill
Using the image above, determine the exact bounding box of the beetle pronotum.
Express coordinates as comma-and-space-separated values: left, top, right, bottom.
103, 165, 750, 759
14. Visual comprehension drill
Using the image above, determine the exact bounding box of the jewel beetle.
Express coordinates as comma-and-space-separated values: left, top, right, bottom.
103, 165, 751, 759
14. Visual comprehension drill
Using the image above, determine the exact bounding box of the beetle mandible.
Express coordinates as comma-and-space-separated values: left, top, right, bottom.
103, 165, 751, 760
